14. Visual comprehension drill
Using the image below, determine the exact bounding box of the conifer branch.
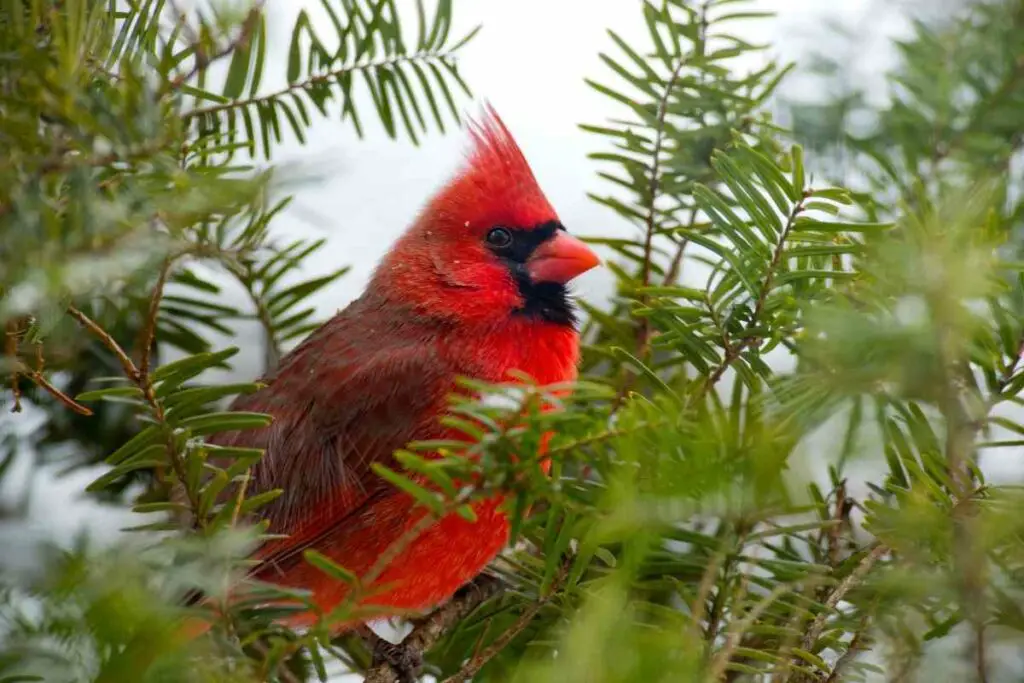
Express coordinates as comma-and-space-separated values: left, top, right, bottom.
163, 5, 265, 95
68, 303, 204, 528
137, 257, 172, 380
698, 189, 811, 398
182, 52, 463, 123
798, 544, 888, 657
636, 58, 687, 353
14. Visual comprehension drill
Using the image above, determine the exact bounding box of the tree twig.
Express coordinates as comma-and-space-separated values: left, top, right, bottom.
67, 305, 139, 380
138, 257, 172, 380
824, 613, 872, 683
67, 303, 205, 527
18, 364, 93, 416
161, 5, 264, 96
363, 578, 503, 683
442, 557, 570, 683
441, 596, 546, 683
799, 543, 888, 655
708, 580, 802, 681
230, 261, 282, 373
690, 543, 728, 644
4, 320, 23, 413
182, 51, 463, 123
5, 319, 91, 414
697, 189, 811, 400
663, 206, 701, 286
635, 57, 687, 354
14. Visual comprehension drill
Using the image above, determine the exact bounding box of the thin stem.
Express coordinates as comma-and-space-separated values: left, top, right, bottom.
798, 544, 888, 656
636, 58, 688, 352
20, 133, 173, 180
6, 319, 89, 414
660, 1, 711, 289
824, 614, 872, 683
232, 265, 281, 372
640, 59, 687, 288
442, 557, 570, 683
542, 418, 670, 458
708, 580, 801, 681
67, 305, 139, 380
160, 5, 265, 96
698, 190, 811, 399
138, 258, 172, 380
663, 206, 701, 286
933, 31, 1024, 164
251, 639, 301, 683
68, 303, 204, 528
18, 365, 93, 416
691, 545, 727, 644
4, 320, 23, 413
182, 51, 461, 123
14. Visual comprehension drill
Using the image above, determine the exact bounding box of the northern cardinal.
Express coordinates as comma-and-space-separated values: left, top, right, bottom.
200, 107, 598, 638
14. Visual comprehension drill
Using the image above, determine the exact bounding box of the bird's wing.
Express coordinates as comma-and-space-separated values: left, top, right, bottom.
209, 310, 453, 576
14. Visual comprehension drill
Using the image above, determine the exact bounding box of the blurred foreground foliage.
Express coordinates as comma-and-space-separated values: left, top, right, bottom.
2, 0, 1024, 682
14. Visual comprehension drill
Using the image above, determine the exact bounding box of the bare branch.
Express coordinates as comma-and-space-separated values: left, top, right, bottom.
138, 257, 172, 380
363, 578, 502, 683
67, 305, 140, 380
19, 365, 93, 416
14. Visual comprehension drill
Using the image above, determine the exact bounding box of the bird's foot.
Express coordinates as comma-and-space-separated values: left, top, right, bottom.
363, 629, 423, 683
454, 572, 503, 602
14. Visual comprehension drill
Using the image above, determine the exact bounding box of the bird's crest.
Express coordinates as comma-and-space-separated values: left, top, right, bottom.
447, 104, 558, 229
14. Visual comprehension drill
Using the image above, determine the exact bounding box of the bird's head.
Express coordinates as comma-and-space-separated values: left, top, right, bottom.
375, 106, 600, 327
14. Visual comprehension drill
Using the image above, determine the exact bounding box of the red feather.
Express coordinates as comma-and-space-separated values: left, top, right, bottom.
203, 106, 594, 630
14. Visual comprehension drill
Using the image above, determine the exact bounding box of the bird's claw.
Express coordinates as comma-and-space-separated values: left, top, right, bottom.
456, 572, 503, 601
358, 575, 502, 682
371, 637, 423, 683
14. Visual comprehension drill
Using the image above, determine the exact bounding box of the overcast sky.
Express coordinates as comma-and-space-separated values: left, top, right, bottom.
3, 0, 926, 568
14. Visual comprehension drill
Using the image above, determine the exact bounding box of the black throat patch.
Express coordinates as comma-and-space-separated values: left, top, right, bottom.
488, 220, 578, 328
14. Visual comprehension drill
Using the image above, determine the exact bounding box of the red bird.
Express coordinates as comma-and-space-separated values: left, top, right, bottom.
207, 107, 598, 637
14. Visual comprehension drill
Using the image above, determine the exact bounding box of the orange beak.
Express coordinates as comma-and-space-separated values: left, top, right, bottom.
526, 232, 601, 284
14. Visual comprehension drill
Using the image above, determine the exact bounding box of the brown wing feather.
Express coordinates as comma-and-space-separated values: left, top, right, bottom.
210, 295, 454, 566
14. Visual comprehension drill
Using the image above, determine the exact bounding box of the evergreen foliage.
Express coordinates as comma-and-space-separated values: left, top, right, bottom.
2, 0, 1023, 681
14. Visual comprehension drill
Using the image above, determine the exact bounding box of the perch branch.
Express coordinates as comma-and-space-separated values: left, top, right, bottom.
363, 578, 502, 683
442, 557, 570, 683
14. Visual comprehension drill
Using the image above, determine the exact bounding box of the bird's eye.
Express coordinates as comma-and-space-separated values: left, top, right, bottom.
486, 227, 513, 248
